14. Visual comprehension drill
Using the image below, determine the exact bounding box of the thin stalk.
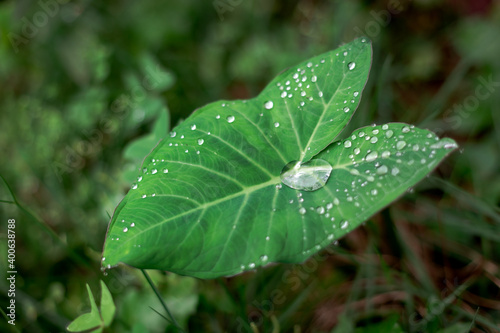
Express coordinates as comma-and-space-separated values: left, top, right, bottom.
141, 269, 184, 332
0, 174, 92, 270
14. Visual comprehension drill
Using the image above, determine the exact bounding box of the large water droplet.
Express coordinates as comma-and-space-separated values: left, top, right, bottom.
396, 141, 407, 150
227, 116, 235, 123
430, 138, 458, 150
197, 139, 204, 145
376, 165, 388, 175
365, 151, 378, 162
280, 159, 333, 191
385, 130, 393, 138
348, 62, 356, 70
344, 140, 352, 148
264, 101, 274, 110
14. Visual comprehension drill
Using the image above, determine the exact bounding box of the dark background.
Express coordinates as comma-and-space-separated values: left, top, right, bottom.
1, 0, 499, 332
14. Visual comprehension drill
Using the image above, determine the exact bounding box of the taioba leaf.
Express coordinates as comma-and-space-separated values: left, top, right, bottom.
102, 38, 457, 278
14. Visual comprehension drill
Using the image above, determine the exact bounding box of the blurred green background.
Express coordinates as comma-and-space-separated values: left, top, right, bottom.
1, 0, 499, 332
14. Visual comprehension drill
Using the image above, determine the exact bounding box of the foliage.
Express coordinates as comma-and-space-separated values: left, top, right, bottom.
1, 0, 499, 332
102, 38, 457, 279
66, 281, 115, 333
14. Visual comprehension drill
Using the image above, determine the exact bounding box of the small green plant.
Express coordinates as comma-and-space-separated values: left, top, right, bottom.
101, 38, 457, 278
67, 281, 116, 333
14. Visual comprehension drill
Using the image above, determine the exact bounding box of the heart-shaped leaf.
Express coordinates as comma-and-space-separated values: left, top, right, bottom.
102, 38, 457, 278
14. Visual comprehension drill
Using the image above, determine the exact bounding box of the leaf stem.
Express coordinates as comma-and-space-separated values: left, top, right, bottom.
140, 269, 184, 332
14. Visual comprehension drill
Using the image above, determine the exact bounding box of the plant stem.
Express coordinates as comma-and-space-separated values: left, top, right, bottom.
0, 174, 93, 271
141, 269, 184, 332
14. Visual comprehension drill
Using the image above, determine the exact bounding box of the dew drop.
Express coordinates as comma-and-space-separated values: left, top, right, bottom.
123, 227, 128, 232
151, 169, 158, 174
227, 116, 235, 123
353, 91, 359, 97
316, 206, 325, 214
191, 124, 196, 130
391, 167, 400, 176
197, 139, 204, 145
371, 189, 378, 195
170, 131, 176, 137
402, 126, 410, 133
365, 151, 378, 162
299, 207, 307, 215
343, 106, 350, 113
264, 101, 274, 110
281, 91, 287, 98
274, 122, 280, 128
385, 130, 394, 138
354, 147, 361, 155
396, 141, 407, 150
311, 75, 317, 82
340, 220, 349, 229
281, 159, 333, 192
376, 165, 388, 175
260, 255, 268, 262
163, 168, 168, 173
381, 151, 391, 158
132, 184, 137, 189
344, 140, 352, 148
348, 62, 356, 70
430, 138, 458, 149
370, 137, 378, 143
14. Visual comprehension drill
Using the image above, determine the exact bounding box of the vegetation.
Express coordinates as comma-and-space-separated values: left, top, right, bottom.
1, 1, 499, 332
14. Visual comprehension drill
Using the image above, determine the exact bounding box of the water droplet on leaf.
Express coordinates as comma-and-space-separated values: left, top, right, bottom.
281, 159, 333, 192
264, 101, 274, 109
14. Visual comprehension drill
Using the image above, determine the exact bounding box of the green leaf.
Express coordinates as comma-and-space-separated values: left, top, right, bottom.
102, 38, 457, 278
99, 281, 116, 327
67, 284, 102, 332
